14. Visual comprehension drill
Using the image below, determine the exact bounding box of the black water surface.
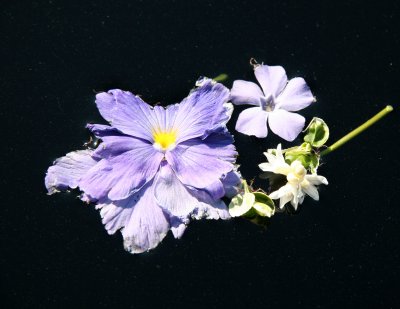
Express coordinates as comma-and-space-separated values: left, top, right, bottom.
1, 1, 399, 308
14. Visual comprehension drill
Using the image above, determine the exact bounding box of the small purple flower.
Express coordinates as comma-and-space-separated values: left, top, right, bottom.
230, 63, 315, 141
45, 78, 239, 254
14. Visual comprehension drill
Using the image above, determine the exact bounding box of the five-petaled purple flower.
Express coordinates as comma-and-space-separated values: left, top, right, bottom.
45, 78, 240, 254
230, 63, 315, 141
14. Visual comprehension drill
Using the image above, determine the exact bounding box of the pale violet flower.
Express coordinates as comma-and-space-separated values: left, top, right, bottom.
45, 78, 239, 254
259, 144, 328, 209
230, 63, 315, 141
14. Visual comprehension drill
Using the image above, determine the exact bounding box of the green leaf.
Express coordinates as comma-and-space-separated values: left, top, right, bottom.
303, 117, 330, 147
212, 73, 229, 82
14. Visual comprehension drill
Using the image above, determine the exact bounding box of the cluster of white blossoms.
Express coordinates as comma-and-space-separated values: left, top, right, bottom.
259, 144, 328, 210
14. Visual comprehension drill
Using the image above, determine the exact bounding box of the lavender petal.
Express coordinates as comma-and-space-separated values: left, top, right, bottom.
230, 80, 263, 106
95, 90, 157, 142
235, 107, 269, 138
268, 109, 305, 141
166, 132, 236, 190
154, 162, 199, 219
275, 77, 314, 112
174, 79, 231, 143
79, 140, 163, 201
96, 180, 171, 254
254, 65, 287, 98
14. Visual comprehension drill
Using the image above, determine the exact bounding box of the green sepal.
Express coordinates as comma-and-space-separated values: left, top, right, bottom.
284, 142, 320, 173
228, 181, 275, 218
252, 192, 275, 217
303, 117, 330, 147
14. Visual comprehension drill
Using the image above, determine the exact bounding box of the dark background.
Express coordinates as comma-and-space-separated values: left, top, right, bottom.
1, 0, 399, 308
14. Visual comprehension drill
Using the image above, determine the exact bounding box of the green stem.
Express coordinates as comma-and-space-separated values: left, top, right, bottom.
320, 105, 394, 156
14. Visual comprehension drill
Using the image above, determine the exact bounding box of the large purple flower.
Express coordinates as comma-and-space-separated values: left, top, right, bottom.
230, 63, 315, 141
45, 78, 239, 254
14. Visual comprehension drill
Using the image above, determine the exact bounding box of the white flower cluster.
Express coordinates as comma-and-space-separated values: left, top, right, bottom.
259, 144, 328, 210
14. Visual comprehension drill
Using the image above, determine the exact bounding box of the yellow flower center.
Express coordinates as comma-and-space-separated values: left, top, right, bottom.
153, 130, 177, 151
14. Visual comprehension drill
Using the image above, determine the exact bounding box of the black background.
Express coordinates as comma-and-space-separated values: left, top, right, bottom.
2, 0, 399, 308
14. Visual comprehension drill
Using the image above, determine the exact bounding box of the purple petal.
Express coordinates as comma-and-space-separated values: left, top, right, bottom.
221, 170, 242, 198
173, 79, 231, 143
268, 109, 305, 141
230, 80, 263, 106
166, 132, 236, 190
275, 77, 314, 111
95, 90, 157, 142
79, 140, 163, 201
235, 107, 269, 138
93, 135, 150, 160
154, 162, 198, 219
86, 123, 124, 138
45, 149, 97, 194
204, 179, 225, 199
96, 180, 170, 254
254, 65, 287, 98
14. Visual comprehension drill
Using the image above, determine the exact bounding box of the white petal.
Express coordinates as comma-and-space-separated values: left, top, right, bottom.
302, 182, 320, 201
254, 65, 287, 97
235, 107, 268, 138
275, 77, 314, 111
270, 184, 293, 209
268, 109, 305, 141
305, 174, 328, 185
230, 80, 263, 106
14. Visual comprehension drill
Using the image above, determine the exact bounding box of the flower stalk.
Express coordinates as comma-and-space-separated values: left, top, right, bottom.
320, 105, 393, 156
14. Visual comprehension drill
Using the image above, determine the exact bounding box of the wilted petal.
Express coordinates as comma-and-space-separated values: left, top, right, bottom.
45, 150, 97, 194
230, 80, 263, 106
154, 162, 198, 219
221, 170, 242, 198
95, 90, 157, 142
166, 132, 236, 190
254, 65, 287, 98
96, 197, 136, 235
173, 79, 230, 143
119, 181, 171, 254
275, 77, 314, 112
190, 188, 230, 220
268, 109, 305, 141
169, 217, 187, 239
235, 107, 268, 138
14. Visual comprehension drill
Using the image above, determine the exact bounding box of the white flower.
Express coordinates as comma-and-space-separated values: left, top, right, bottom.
259, 144, 328, 209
